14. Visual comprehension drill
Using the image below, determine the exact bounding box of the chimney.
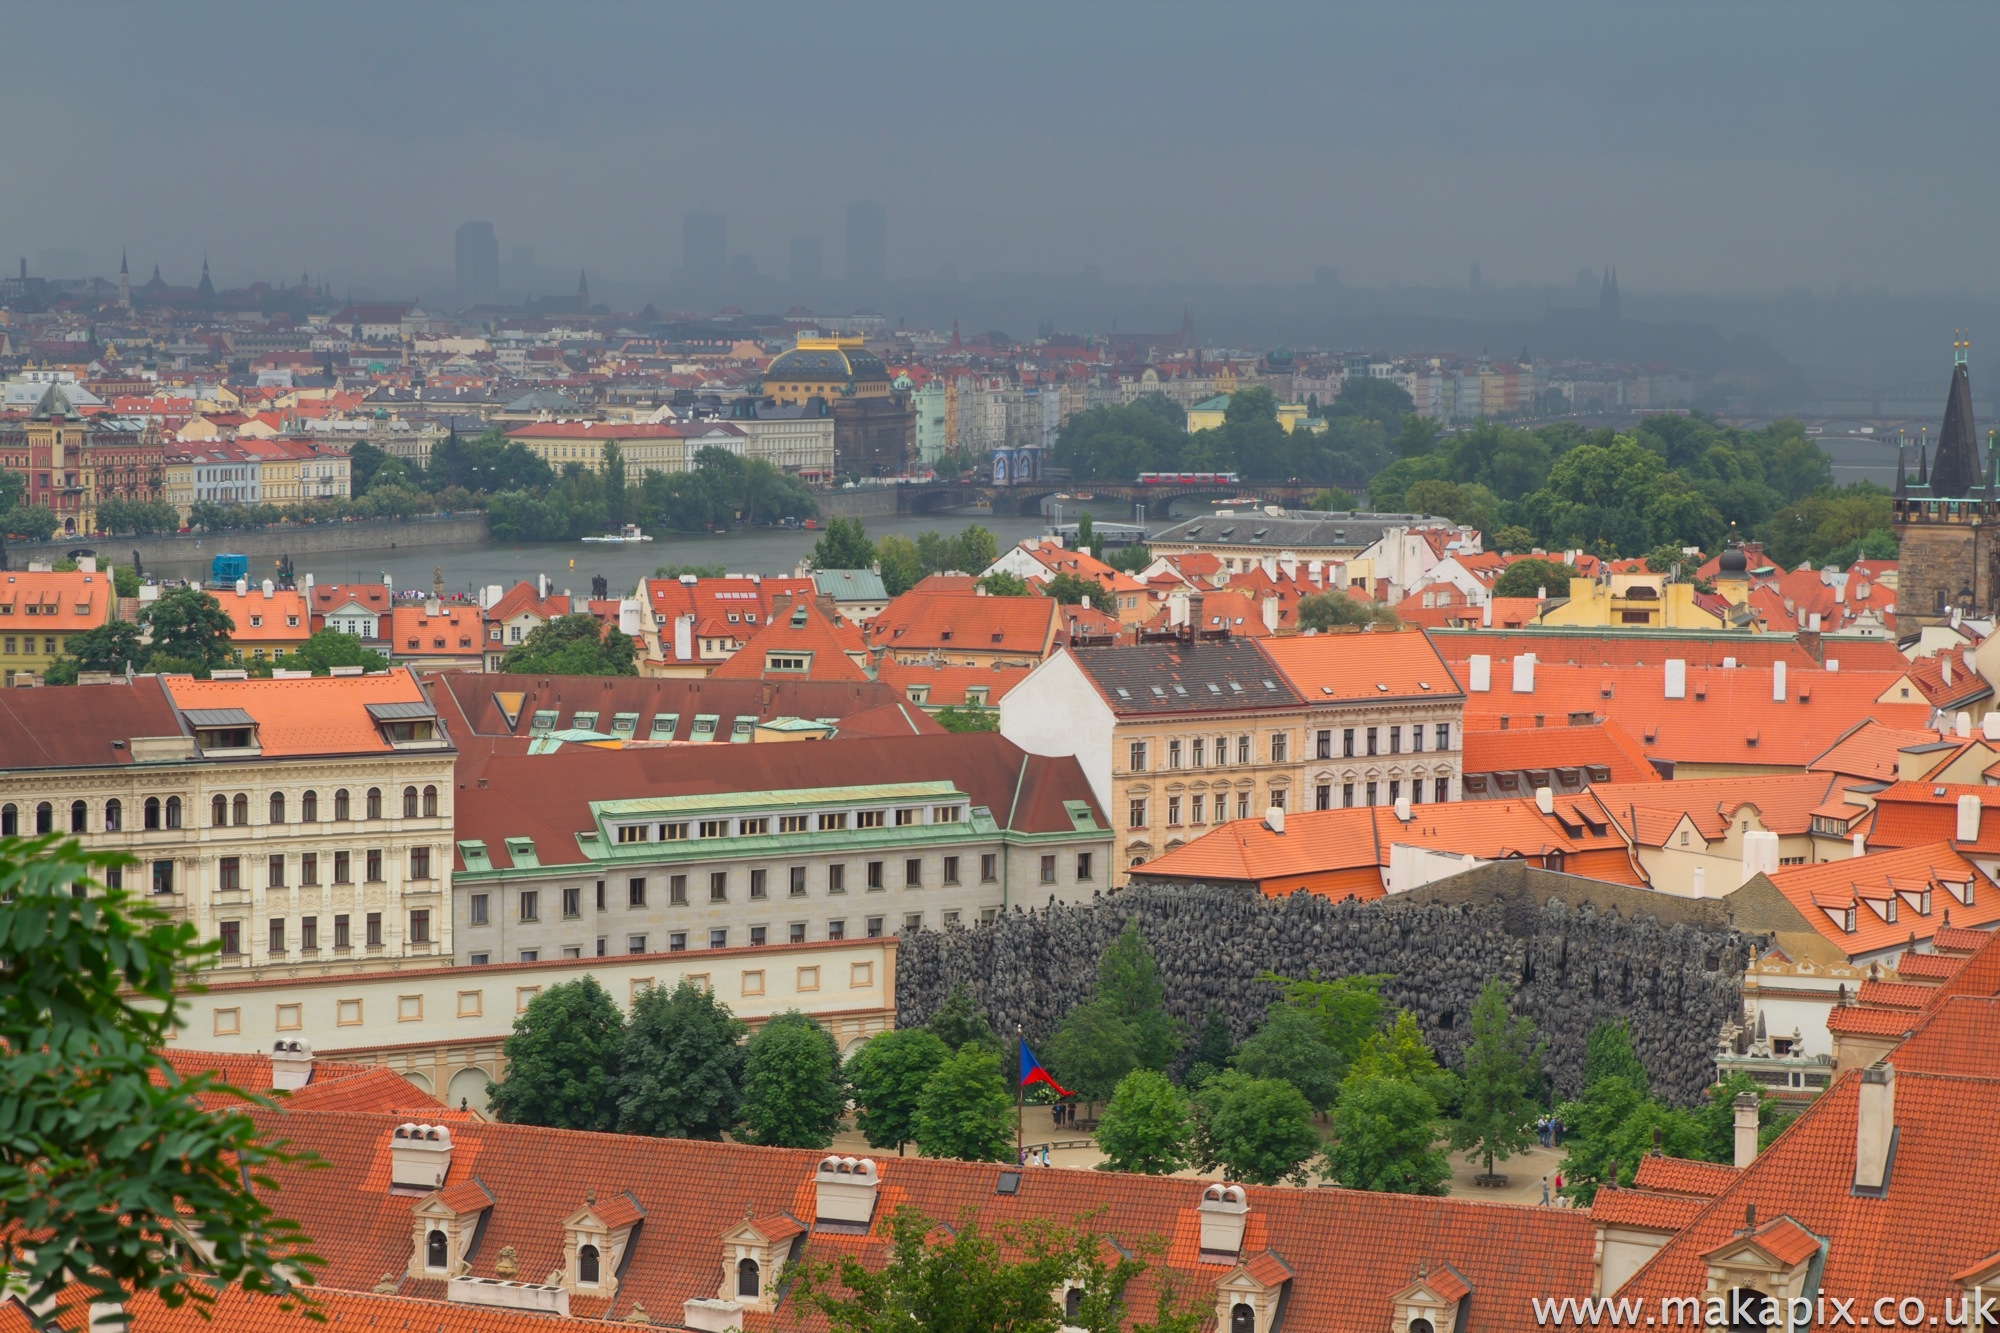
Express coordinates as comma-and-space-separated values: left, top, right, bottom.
1958, 712, 1974, 739
303, 573, 315, 593
1827, 658, 1840, 672
1535, 786, 1554, 815
1511, 653, 1535, 694
1732, 1092, 1760, 1168
480, 584, 502, 610
1394, 795, 1412, 823
389, 1122, 453, 1191
813, 1156, 880, 1228
618, 598, 643, 635
1468, 654, 1492, 692
1957, 794, 1982, 844
1772, 661, 1786, 702
682, 1298, 745, 1332
1664, 658, 1686, 699
1852, 832, 1865, 857
269, 1038, 314, 1091
1722, 656, 1736, 669
1264, 805, 1285, 835
235, 577, 249, 596
1692, 865, 1706, 896
538, 573, 549, 599
1481, 598, 1492, 627
1740, 830, 1780, 885
674, 613, 695, 661
1260, 596, 1279, 633
1196, 1184, 1249, 1261
1943, 656, 1954, 686
1807, 611, 1821, 631
1854, 1063, 1896, 1192
425, 597, 441, 616
261, 579, 274, 600
1984, 712, 2000, 743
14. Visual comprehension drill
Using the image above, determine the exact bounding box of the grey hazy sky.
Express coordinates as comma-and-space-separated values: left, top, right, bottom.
6, 0, 1993, 296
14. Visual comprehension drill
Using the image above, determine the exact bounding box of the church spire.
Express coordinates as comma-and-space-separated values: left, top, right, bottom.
1931, 334, 1981, 497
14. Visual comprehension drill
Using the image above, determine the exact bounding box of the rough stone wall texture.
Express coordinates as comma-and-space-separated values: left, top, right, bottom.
1894, 518, 1994, 628
899, 875, 1750, 1106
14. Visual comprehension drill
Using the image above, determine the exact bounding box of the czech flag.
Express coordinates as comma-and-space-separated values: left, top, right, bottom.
1019, 1042, 1072, 1096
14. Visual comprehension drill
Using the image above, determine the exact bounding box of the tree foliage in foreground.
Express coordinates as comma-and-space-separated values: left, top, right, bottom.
487, 975, 626, 1131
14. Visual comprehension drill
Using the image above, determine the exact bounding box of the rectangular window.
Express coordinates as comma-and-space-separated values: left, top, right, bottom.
629, 935, 648, 954
470, 893, 489, 925
669, 874, 687, 905
1076, 852, 1093, 881
942, 855, 960, 885
334, 914, 350, 949
616, 825, 648, 844
1167, 795, 1182, 826
301, 916, 318, 951
1344, 728, 1356, 758
1128, 740, 1147, 772
1168, 738, 1182, 769
410, 910, 430, 945
866, 916, 885, 938
1215, 734, 1228, 765
856, 810, 885, 829
1316, 729, 1332, 760
1237, 793, 1251, 819
597, 880, 606, 911
1436, 723, 1451, 751
520, 890, 540, 922
1192, 794, 1205, 823
1412, 779, 1425, 805
981, 853, 998, 882
904, 858, 922, 887
334, 850, 351, 884
1390, 779, 1401, 803
220, 920, 241, 955
519, 949, 538, 963
471, 952, 490, 965
1129, 798, 1147, 828
698, 819, 728, 838
709, 871, 728, 903
828, 864, 846, 894
1191, 738, 1205, 767
268, 918, 286, 955
750, 867, 768, 899
1270, 788, 1286, 809
789, 922, 806, 944
1412, 726, 1424, 753
827, 919, 845, 941
218, 857, 241, 892
903, 913, 923, 933
1316, 784, 1331, 811
739, 817, 769, 836
152, 860, 174, 895
1436, 777, 1450, 803
789, 865, 807, 896
669, 932, 686, 952
1389, 726, 1402, 755
267, 854, 285, 888
562, 886, 581, 918
410, 847, 431, 879
629, 877, 647, 908
365, 912, 382, 948
1237, 735, 1251, 765
365, 849, 383, 882
933, 806, 959, 823
943, 909, 961, 928
709, 928, 727, 949
1366, 781, 1379, 806
1270, 733, 1288, 763
779, 814, 808, 833
818, 812, 848, 831
300, 852, 319, 886
660, 821, 689, 840
866, 860, 884, 890
895, 807, 918, 826
1366, 727, 1379, 756
1040, 854, 1057, 884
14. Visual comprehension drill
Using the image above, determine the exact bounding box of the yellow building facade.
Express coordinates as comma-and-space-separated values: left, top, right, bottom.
1537, 575, 1730, 631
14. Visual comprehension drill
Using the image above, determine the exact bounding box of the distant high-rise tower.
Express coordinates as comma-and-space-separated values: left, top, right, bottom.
789, 236, 823, 285
683, 212, 727, 284
1598, 266, 1620, 322
197, 257, 215, 301
118, 250, 130, 309
576, 269, 590, 310
845, 200, 886, 287
455, 222, 499, 305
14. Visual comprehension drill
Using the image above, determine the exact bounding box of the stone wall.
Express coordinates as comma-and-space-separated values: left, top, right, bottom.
12, 514, 491, 571
815, 487, 903, 520
897, 875, 1751, 1106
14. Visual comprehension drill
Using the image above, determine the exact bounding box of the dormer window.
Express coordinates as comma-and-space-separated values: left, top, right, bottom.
737, 1257, 760, 1299
578, 1244, 600, 1285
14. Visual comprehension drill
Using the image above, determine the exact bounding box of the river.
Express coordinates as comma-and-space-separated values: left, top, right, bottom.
140, 511, 1064, 598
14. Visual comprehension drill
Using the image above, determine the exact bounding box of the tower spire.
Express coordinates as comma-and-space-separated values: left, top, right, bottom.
1931, 336, 1980, 497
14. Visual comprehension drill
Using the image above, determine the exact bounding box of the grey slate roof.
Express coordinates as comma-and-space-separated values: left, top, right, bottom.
1149, 509, 1453, 550
813, 569, 888, 601
1066, 639, 1301, 716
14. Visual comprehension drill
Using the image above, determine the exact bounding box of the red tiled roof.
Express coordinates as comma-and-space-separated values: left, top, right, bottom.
1808, 719, 1950, 783
1866, 781, 2000, 857
873, 659, 1031, 709
863, 590, 1062, 659
0, 569, 113, 633
1630, 1155, 1740, 1198
1589, 1187, 1707, 1231
1462, 718, 1658, 786
163, 669, 438, 758
1855, 979, 1933, 1011
1584, 771, 1846, 846
1894, 950, 1964, 982
0, 676, 183, 771
1259, 626, 1463, 703
710, 596, 868, 682
1761, 843, 2000, 958
1824, 1005, 1918, 1037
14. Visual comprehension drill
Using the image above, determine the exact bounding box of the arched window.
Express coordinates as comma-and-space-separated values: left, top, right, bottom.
1065, 1288, 1082, 1321
269, 792, 286, 824
165, 796, 182, 829
143, 797, 160, 830
1231, 1303, 1256, 1333
333, 789, 350, 821
402, 786, 419, 818
36, 802, 53, 834
735, 1257, 757, 1299
211, 794, 228, 827
70, 800, 88, 833
365, 788, 382, 820
423, 785, 439, 818
1730, 1290, 1771, 1333
1, 804, 15, 836
426, 1229, 448, 1270
1408, 1321, 1435, 1333
579, 1244, 601, 1286
104, 799, 122, 832
232, 793, 249, 826
301, 790, 318, 822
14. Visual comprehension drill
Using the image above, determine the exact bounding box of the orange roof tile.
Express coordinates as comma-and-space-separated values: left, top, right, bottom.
863, 590, 1062, 659
207, 586, 311, 644
1585, 771, 1845, 846
1259, 625, 1462, 703
1866, 781, 2000, 856
1630, 1155, 1741, 1198
1894, 950, 1963, 982
709, 596, 868, 682
1760, 844, 2000, 959
1462, 718, 1658, 786
0, 569, 113, 633
163, 668, 438, 758
1809, 719, 1948, 782
874, 658, 1031, 709
387, 604, 482, 657
1589, 1187, 1707, 1231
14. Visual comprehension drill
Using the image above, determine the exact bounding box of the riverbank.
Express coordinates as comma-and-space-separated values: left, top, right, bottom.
11, 514, 491, 572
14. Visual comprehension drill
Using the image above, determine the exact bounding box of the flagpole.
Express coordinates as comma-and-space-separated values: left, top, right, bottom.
1015, 1022, 1025, 1166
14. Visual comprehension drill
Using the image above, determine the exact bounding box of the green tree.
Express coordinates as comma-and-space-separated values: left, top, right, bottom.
950, 524, 999, 574
927, 983, 1003, 1056
614, 978, 747, 1139
1102, 542, 1153, 574
56, 619, 146, 674
1349, 1010, 1458, 1113
274, 628, 390, 676
1762, 485, 1893, 569
1097, 919, 1181, 1071
143, 585, 236, 669
1449, 979, 1543, 1179
1305, 486, 1358, 512
1584, 1018, 1650, 1096
1095, 1070, 1193, 1175
0, 835, 320, 1323
348, 440, 388, 494
1324, 1072, 1451, 1194
875, 534, 924, 596
1403, 478, 1502, 533
813, 516, 876, 568
1490, 557, 1575, 600
1177, 1009, 1235, 1088
486, 975, 624, 1131
1297, 589, 1397, 630
1330, 376, 1416, 424
846, 1027, 951, 1153
1192, 1072, 1321, 1186
1231, 1003, 1343, 1113
739, 1011, 846, 1149
602, 441, 629, 525
1491, 524, 1536, 554
1042, 572, 1109, 606
1258, 971, 1384, 1068
2, 504, 61, 540
1045, 998, 1140, 1109
111, 563, 141, 598
911, 1044, 1014, 1162
499, 613, 637, 676
933, 704, 999, 733
1555, 1075, 1707, 1203
977, 570, 1032, 597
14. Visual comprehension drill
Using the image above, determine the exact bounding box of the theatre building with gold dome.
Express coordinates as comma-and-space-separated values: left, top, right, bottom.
762, 333, 914, 477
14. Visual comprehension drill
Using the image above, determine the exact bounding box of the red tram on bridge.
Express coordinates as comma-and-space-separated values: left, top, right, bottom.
1135, 471, 1240, 485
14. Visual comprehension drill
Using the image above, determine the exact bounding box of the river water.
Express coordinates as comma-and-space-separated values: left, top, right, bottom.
141, 511, 1062, 598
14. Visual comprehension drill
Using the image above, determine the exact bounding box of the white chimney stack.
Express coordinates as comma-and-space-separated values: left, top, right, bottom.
1852, 832, 1866, 857
261, 579, 274, 599
812, 1156, 880, 1228
389, 1122, 453, 1191
1468, 654, 1492, 693
1984, 712, 2000, 743
235, 578, 249, 596
1958, 712, 1974, 738
1265, 805, 1286, 835
1693, 865, 1706, 896
618, 598, 643, 635
1943, 656, 1954, 686
1957, 794, 1982, 844
674, 613, 694, 661
1808, 611, 1821, 631
1394, 796, 1412, 823
269, 1039, 314, 1092
1827, 658, 1840, 672
1196, 1184, 1249, 1260
1512, 654, 1535, 694
303, 572, 315, 593
1854, 1063, 1896, 1192
1772, 660, 1787, 702
1740, 830, 1780, 885
1535, 786, 1554, 815
1733, 1092, 1761, 1169
1664, 658, 1686, 700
